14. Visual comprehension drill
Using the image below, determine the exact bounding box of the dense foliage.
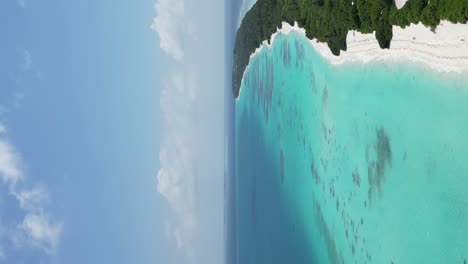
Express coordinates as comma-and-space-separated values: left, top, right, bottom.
232, 0, 468, 97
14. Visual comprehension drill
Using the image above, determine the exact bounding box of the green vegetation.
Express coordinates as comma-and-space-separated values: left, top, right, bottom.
232, 0, 468, 98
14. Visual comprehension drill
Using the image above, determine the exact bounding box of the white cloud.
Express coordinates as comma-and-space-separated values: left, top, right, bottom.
157, 72, 198, 258
0, 124, 62, 258
14, 187, 49, 212
19, 213, 63, 255
151, 0, 185, 61
153, 1, 225, 261
0, 140, 22, 184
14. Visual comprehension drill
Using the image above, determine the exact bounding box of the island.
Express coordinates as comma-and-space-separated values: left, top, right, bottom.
232, 0, 468, 98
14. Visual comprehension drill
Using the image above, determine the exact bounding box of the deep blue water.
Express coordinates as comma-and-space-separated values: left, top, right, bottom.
224, 1, 242, 264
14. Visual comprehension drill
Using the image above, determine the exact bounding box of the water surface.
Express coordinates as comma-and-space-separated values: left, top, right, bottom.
236, 31, 468, 264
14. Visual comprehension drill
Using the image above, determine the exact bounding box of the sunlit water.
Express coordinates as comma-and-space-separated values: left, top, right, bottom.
235, 31, 468, 264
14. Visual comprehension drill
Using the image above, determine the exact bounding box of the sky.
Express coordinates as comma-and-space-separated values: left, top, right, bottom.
0, 0, 224, 263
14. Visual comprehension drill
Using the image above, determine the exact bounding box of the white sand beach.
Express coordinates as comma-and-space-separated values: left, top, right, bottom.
252, 21, 468, 73
238, 21, 468, 100
310, 21, 468, 73
394, 0, 409, 9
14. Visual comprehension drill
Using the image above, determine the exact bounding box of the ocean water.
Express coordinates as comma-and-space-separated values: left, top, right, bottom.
237, 0, 258, 27
235, 31, 468, 264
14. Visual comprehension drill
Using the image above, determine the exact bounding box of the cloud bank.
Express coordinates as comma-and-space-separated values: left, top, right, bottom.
152, 0, 224, 262
151, 0, 200, 258
157, 72, 197, 257
151, 0, 186, 61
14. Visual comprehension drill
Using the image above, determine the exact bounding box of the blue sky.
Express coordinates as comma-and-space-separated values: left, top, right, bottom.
0, 0, 224, 263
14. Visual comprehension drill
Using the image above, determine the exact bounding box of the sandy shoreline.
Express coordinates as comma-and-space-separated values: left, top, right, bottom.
262, 21, 468, 73
237, 21, 468, 100
311, 21, 468, 73
394, 0, 408, 9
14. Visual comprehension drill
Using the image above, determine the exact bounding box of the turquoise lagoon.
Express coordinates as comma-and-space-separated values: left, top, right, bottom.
235, 31, 468, 263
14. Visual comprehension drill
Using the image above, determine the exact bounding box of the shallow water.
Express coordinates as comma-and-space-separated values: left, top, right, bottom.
235, 31, 468, 264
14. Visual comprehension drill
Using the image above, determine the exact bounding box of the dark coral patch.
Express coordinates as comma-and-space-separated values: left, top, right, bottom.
282, 40, 291, 67
322, 85, 329, 109
311, 158, 320, 184
352, 168, 361, 187
368, 127, 392, 204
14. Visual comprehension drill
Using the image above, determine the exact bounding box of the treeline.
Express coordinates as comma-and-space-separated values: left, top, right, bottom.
232, 0, 468, 98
